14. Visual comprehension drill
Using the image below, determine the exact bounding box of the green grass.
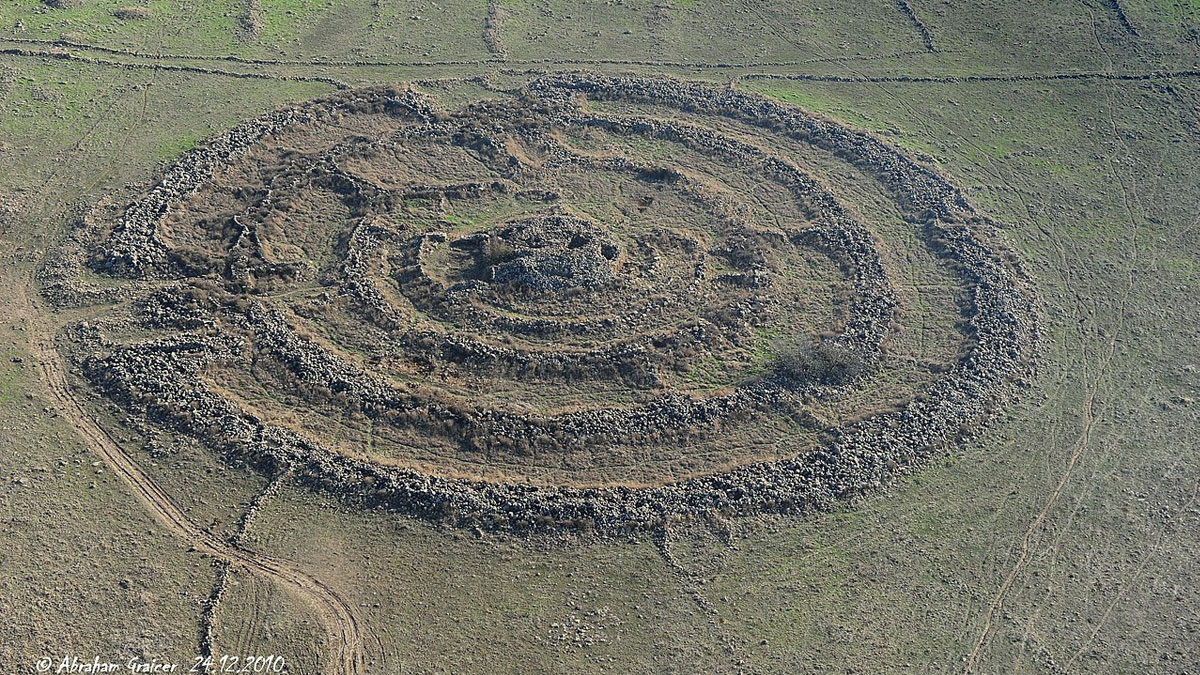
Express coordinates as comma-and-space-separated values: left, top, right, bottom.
1, 0, 242, 54
256, 0, 329, 46
153, 132, 200, 161
1161, 251, 1199, 280
0, 350, 29, 406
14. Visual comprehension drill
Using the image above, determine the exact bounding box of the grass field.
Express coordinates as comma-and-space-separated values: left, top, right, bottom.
1, 0, 1198, 673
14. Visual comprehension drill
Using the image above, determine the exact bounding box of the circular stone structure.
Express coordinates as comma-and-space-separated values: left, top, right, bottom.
72, 74, 1038, 533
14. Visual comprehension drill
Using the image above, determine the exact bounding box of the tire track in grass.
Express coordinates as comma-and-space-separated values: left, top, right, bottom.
21, 283, 368, 675
201, 467, 293, 660
965, 14, 1144, 667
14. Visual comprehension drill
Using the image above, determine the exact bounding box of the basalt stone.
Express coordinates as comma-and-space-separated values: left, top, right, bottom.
64, 74, 1039, 535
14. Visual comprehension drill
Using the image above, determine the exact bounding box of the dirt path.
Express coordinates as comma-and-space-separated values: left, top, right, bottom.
962, 321, 1113, 673
963, 15, 1153, 668
17, 281, 367, 675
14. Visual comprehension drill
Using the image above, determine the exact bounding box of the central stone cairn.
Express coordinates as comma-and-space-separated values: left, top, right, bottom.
69, 74, 1038, 533
472, 214, 621, 292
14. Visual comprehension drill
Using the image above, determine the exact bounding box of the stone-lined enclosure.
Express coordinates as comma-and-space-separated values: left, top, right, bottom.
63, 74, 1038, 533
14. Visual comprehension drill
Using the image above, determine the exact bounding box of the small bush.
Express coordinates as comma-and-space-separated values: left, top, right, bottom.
774, 341, 868, 386
483, 233, 516, 265
113, 6, 153, 20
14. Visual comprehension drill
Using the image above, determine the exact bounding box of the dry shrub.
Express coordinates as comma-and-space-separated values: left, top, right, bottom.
775, 341, 868, 386
112, 6, 153, 20
0, 192, 28, 235
483, 233, 516, 264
